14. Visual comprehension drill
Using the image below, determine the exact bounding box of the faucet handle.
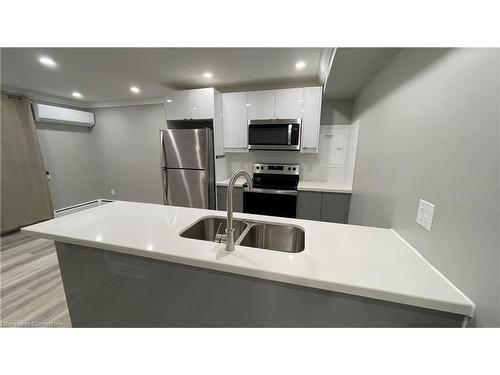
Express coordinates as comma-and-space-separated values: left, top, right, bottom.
214, 222, 227, 244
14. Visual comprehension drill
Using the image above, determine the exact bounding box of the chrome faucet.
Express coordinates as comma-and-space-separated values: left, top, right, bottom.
225, 170, 253, 251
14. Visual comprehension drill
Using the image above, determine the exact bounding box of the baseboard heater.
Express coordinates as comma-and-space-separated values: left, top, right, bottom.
54, 199, 114, 218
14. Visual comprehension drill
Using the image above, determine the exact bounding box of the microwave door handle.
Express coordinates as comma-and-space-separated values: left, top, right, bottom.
287, 124, 292, 145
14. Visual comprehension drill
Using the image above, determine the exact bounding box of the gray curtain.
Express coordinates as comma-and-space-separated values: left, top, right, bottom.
1, 94, 53, 234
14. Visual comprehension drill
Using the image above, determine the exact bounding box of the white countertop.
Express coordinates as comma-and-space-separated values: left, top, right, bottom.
216, 176, 247, 187
22, 201, 474, 317
217, 177, 352, 193
297, 181, 352, 193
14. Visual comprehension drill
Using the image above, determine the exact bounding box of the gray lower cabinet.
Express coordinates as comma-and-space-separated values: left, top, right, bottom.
297, 191, 351, 224
296, 191, 322, 220
320, 193, 351, 223
56, 241, 465, 327
217, 186, 243, 212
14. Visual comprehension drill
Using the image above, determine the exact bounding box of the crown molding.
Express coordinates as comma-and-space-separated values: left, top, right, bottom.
0, 85, 168, 109
86, 97, 166, 109
0, 85, 89, 108
318, 47, 337, 92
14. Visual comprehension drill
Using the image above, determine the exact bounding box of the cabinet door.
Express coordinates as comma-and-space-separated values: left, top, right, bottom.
213, 90, 225, 156
247, 90, 275, 120
296, 191, 322, 220
275, 88, 304, 119
301, 86, 322, 153
189, 88, 214, 119
320, 193, 351, 224
222, 92, 248, 151
165, 91, 189, 120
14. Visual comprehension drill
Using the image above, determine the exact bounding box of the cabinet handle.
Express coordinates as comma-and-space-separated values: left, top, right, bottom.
302, 147, 316, 149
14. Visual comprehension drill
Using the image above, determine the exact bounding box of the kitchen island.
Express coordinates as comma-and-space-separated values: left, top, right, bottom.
22, 201, 475, 327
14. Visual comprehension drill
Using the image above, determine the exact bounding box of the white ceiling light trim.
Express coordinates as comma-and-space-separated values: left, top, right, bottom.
38, 56, 57, 68
295, 61, 306, 70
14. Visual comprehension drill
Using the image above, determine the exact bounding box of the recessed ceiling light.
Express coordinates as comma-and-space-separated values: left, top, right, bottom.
295, 61, 306, 70
130, 86, 141, 94
38, 56, 57, 68
166, 99, 172, 103
203, 72, 213, 79
72, 91, 83, 98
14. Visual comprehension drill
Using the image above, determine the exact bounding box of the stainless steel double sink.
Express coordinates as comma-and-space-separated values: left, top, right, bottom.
180, 216, 305, 253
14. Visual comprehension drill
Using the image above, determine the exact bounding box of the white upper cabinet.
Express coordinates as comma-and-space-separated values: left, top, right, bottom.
165, 88, 214, 120
247, 90, 275, 120
222, 92, 248, 151
164, 88, 224, 157
165, 90, 189, 120
221, 86, 322, 153
275, 88, 304, 119
189, 88, 214, 119
301, 86, 323, 153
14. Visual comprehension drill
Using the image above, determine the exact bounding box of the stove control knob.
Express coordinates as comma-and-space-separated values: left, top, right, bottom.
288, 167, 291, 171
293, 167, 296, 171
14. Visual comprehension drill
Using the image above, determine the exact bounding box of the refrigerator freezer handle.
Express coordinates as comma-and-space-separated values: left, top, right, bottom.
160, 130, 168, 205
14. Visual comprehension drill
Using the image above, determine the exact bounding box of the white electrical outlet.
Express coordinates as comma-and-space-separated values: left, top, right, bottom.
416, 199, 435, 231
110, 188, 116, 196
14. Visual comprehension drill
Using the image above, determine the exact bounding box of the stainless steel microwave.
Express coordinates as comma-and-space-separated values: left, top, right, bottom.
247, 119, 302, 151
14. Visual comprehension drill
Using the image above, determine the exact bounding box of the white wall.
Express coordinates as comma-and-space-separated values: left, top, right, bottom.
92, 104, 167, 204
321, 98, 353, 125
349, 48, 500, 327
37, 103, 168, 208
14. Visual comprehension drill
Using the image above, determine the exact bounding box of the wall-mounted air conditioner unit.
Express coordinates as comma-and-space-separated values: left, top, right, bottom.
32, 103, 95, 127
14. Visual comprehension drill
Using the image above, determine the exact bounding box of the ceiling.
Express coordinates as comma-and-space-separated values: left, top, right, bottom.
324, 48, 400, 99
0, 48, 329, 107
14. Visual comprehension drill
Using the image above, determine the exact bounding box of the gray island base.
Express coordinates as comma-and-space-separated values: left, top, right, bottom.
56, 242, 465, 327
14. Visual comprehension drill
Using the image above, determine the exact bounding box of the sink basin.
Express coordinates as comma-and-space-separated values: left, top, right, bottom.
180, 216, 305, 253
180, 216, 246, 242
239, 223, 305, 253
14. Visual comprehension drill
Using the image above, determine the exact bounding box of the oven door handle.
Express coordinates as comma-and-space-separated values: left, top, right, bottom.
287, 124, 292, 145
247, 188, 297, 196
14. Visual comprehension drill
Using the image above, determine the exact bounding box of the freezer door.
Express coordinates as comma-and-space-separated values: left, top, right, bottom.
162, 129, 208, 169
166, 169, 210, 209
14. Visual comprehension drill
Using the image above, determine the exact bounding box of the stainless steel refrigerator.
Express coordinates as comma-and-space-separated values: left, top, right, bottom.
160, 128, 216, 209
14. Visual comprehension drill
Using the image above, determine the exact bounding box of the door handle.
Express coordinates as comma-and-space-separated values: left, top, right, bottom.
160, 131, 168, 205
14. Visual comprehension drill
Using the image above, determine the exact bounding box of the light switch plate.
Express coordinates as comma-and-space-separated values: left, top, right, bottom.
416, 199, 435, 231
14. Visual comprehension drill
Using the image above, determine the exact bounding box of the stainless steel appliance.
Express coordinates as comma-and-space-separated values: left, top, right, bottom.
243, 163, 300, 218
248, 119, 302, 151
160, 128, 215, 209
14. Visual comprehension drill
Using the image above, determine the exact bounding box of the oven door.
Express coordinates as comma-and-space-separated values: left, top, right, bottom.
243, 189, 297, 218
248, 119, 301, 151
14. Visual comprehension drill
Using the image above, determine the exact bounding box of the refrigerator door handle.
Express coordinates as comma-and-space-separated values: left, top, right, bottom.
160, 130, 168, 205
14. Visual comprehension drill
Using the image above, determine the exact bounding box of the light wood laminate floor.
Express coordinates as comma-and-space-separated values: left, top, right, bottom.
1, 231, 71, 327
